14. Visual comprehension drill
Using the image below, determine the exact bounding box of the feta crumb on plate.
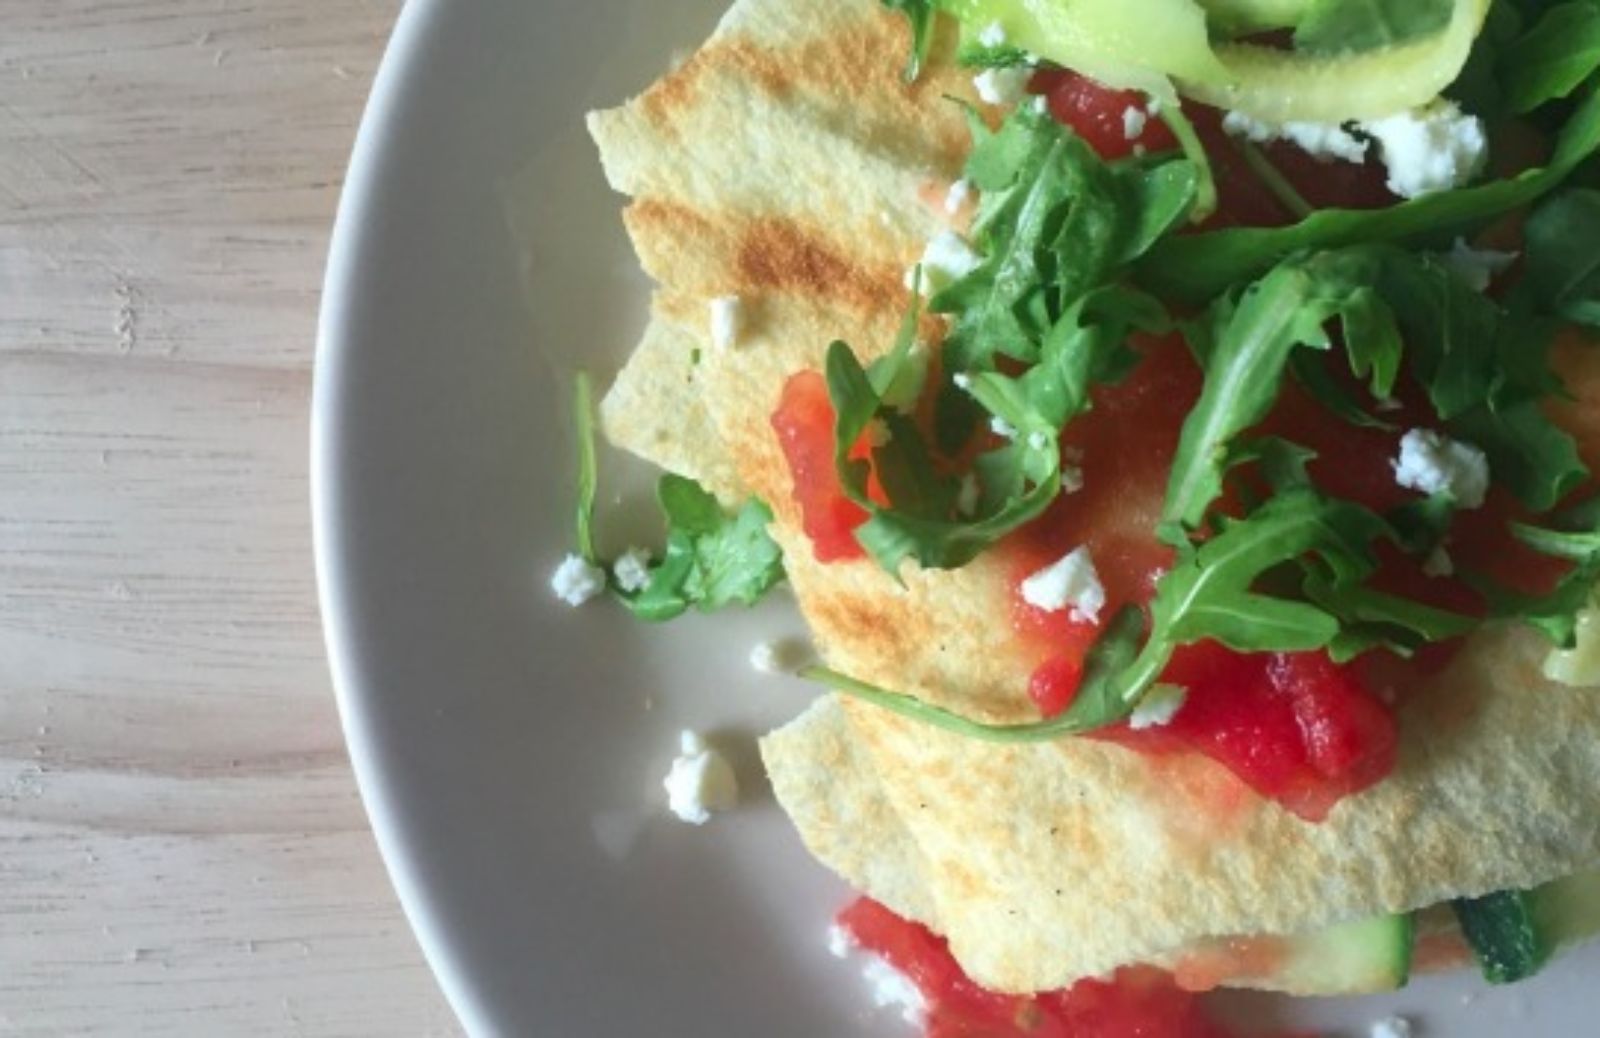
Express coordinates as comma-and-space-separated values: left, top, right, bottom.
973, 66, 1030, 107
1369, 1015, 1412, 1038
944, 178, 972, 215
750, 638, 810, 675
977, 21, 1007, 48
1020, 547, 1105, 622
826, 923, 855, 960
709, 295, 742, 350
611, 547, 652, 594
990, 416, 1018, 440
860, 955, 928, 1026
550, 553, 606, 606
662, 730, 739, 825
1364, 100, 1487, 199
1393, 428, 1490, 509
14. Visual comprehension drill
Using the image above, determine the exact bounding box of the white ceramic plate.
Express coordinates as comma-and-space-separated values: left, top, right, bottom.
313, 2, 1597, 1034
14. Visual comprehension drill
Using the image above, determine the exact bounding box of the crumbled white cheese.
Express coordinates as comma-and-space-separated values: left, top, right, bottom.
952, 372, 973, 391
1062, 465, 1085, 494
1027, 430, 1052, 452
1129, 684, 1188, 730
1031, 95, 1049, 115
957, 473, 981, 516
1423, 544, 1455, 578
944, 178, 973, 215
860, 955, 928, 1026
750, 639, 809, 675
973, 66, 1031, 107
1020, 547, 1105, 622
611, 547, 653, 594
1394, 428, 1490, 509
1122, 105, 1149, 142
1363, 101, 1487, 199
550, 554, 606, 606
1369, 1016, 1412, 1038
908, 230, 983, 295
662, 730, 739, 825
990, 416, 1018, 440
709, 295, 742, 350
977, 21, 1008, 48
826, 924, 855, 960
1221, 110, 1369, 164
1443, 237, 1519, 292
865, 419, 893, 449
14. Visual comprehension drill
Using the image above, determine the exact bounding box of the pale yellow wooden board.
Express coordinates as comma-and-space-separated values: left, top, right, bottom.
0, 2, 458, 1033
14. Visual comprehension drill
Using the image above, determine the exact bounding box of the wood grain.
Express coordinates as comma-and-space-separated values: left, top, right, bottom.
0, 2, 459, 1033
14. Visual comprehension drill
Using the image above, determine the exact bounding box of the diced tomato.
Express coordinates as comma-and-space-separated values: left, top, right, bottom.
771, 370, 868, 562
837, 897, 1242, 1038
1030, 69, 1179, 160
1028, 655, 1086, 719
1110, 643, 1398, 822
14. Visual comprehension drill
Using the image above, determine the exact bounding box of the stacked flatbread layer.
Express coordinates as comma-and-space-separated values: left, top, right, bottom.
588, 0, 1600, 994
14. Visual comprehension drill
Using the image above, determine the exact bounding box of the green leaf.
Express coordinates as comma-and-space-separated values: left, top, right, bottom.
1121, 487, 1388, 705
1295, 0, 1454, 56
1302, 571, 1477, 661
880, 0, 939, 81
1162, 250, 1383, 532
625, 476, 786, 621
1502, 2, 1600, 113
1523, 189, 1600, 326
1136, 83, 1600, 304
1450, 399, 1588, 512
798, 605, 1147, 741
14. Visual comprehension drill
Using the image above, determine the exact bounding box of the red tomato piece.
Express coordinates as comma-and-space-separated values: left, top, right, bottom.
771, 370, 867, 562
1030, 69, 1179, 160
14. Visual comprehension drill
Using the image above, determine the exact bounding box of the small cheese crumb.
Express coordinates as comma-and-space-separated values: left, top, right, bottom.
1369, 1016, 1412, 1038
1122, 105, 1148, 141
977, 21, 1008, 48
990, 416, 1018, 440
974, 66, 1030, 107
1027, 430, 1051, 452
662, 730, 739, 825
1423, 544, 1455, 578
751, 639, 810, 675
709, 295, 742, 350
957, 473, 981, 516
611, 547, 652, 593
1394, 428, 1490, 509
550, 554, 606, 606
1129, 684, 1188, 730
860, 956, 928, 1026
826, 924, 855, 960
908, 230, 983, 295
952, 372, 973, 391
1443, 237, 1519, 293
1062, 466, 1085, 494
1364, 101, 1487, 199
1020, 547, 1105, 622
1221, 111, 1368, 164
944, 178, 973, 215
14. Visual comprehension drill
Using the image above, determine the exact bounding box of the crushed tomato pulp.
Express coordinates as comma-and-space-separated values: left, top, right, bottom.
838, 897, 1254, 1038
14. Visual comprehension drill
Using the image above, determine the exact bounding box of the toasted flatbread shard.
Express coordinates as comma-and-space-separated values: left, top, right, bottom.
589, 0, 1600, 995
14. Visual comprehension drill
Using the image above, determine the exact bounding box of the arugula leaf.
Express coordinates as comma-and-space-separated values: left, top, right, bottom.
1136, 83, 1600, 304
1502, 2, 1600, 113
1302, 572, 1477, 661
574, 372, 599, 563
1162, 250, 1389, 533
879, 0, 939, 82
799, 606, 1146, 741
1295, 0, 1454, 56
1523, 189, 1600, 326
1469, 496, 1600, 645
625, 476, 786, 621
1119, 487, 1390, 707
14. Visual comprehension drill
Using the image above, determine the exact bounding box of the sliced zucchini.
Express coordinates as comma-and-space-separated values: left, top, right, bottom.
1270, 912, 1415, 995
1454, 869, 1600, 984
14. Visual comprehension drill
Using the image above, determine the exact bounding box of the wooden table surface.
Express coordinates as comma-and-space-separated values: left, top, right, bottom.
1, 3, 459, 1033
